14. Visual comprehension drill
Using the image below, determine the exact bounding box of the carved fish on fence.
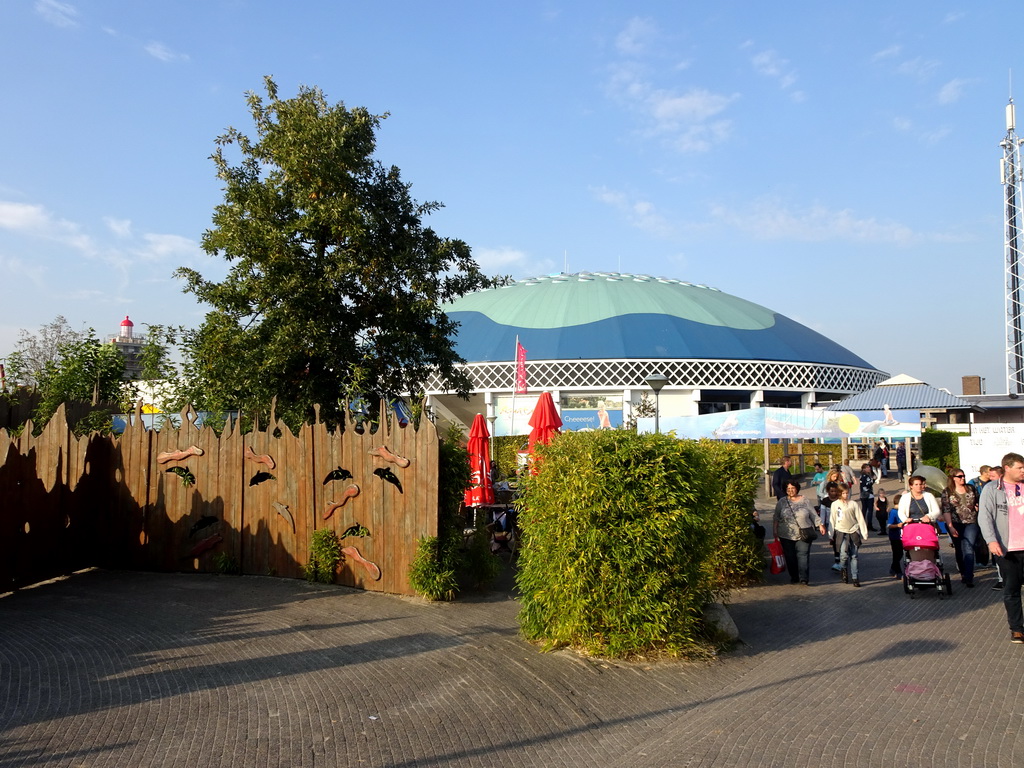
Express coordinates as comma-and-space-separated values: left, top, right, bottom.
373, 467, 403, 493
157, 445, 204, 464
322, 466, 354, 485
369, 445, 410, 468
341, 546, 381, 581
272, 501, 295, 533
188, 515, 218, 538
244, 445, 276, 470
165, 466, 196, 488
249, 471, 275, 487
324, 485, 360, 520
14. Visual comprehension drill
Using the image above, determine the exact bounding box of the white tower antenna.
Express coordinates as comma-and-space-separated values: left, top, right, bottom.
1002, 91, 1024, 394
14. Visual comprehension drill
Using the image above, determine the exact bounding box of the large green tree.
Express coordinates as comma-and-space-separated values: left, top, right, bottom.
176, 78, 494, 428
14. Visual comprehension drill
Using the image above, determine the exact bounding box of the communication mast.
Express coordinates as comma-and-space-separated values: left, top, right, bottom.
1001, 97, 1024, 394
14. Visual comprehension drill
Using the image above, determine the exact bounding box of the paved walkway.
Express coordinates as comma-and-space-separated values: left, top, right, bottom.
3, 474, 1024, 767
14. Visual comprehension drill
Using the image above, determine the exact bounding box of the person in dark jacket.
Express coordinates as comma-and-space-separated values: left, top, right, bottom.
772, 456, 793, 499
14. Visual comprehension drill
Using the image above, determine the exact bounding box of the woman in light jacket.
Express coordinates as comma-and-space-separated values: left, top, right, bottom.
773, 479, 827, 586
897, 475, 942, 523
830, 483, 869, 587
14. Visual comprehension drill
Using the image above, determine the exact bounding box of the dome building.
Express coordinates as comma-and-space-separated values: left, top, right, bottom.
424, 272, 886, 434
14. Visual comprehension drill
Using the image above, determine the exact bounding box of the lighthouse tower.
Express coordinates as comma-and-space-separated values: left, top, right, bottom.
109, 315, 145, 380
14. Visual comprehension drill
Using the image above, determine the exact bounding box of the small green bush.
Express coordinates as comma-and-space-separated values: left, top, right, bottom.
408, 535, 459, 600
515, 430, 760, 658
920, 428, 965, 471
408, 425, 482, 600
305, 528, 342, 583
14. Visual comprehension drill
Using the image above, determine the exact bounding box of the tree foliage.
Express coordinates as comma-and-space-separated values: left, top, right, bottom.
33, 331, 126, 432
176, 77, 495, 428
5, 315, 84, 388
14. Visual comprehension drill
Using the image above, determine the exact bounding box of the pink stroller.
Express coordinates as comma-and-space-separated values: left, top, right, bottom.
901, 521, 952, 598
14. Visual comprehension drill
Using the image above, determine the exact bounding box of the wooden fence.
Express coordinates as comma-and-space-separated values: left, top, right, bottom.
0, 402, 439, 595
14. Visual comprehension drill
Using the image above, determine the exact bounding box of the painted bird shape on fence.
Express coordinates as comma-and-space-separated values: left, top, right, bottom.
188, 515, 218, 538
249, 471, 275, 487
165, 466, 196, 488
322, 466, 354, 485
340, 522, 371, 539
373, 467, 403, 493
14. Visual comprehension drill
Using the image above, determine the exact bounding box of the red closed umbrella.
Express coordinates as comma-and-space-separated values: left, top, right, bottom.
527, 391, 562, 453
464, 413, 495, 506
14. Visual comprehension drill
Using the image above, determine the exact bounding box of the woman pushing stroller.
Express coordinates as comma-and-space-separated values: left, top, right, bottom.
896, 474, 952, 596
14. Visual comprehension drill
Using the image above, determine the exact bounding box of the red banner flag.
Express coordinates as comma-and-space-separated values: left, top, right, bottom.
515, 339, 528, 394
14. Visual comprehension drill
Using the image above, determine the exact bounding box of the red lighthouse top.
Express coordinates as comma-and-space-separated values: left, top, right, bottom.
119, 315, 134, 339
121, 315, 134, 327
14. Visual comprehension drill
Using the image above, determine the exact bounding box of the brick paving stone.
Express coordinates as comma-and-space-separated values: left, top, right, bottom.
3, 501, 1024, 768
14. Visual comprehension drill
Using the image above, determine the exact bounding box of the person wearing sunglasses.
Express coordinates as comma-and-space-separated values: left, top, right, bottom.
978, 452, 1024, 644
941, 467, 980, 587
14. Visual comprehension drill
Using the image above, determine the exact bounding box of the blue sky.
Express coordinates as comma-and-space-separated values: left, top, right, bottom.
0, 1, 1016, 394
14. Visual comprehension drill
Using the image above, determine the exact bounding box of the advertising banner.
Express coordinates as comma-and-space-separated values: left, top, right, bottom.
638, 407, 921, 440
559, 395, 622, 431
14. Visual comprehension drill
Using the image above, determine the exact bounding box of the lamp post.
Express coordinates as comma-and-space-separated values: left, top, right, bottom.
646, 373, 670, 434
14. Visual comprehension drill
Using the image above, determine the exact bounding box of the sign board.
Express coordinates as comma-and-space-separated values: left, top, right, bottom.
958, 423, 1024, 479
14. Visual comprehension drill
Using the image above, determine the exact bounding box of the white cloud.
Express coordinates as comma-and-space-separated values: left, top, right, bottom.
871, 45, 901, 62
105, 217, 132, 237
897, 57, 940, 81
709, 198, 919, 244
750, 48, 801, 99
134, 233, 202, 262
591, 186, 673, 238
616, 17, 658, 57
144, 41, 190, 63
0, 254, 46, 288
607, 64, 737, 152
938, 78, 969, 105
605, 21, 737, 154
472, 247, 557, 280
35, 0, 78, 28
893, 116, 913, 132
944, 12, 966, 23
0, 201, 96, 255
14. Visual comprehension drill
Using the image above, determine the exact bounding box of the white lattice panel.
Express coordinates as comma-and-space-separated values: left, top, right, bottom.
424, 358, 886, 396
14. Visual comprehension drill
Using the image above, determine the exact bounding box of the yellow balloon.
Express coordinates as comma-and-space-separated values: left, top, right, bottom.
837, 413, 861, 434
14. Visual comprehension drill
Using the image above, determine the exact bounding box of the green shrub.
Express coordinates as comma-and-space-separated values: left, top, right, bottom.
408, 535, 459, 600
305, 528, 342, 583
515, 430, 760, 658
408, 424, 478, 600
920, 428, 965, 471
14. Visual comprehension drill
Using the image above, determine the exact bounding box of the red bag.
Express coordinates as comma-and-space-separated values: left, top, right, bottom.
768, 539, 786, 574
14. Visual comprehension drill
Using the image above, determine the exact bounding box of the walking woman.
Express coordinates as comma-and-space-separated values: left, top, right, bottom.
830, 483, 869, 587
773, 479, 827, 585
941, 467, 980, 587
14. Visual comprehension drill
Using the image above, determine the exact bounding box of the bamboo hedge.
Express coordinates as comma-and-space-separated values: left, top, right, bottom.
515, 430, 761, 659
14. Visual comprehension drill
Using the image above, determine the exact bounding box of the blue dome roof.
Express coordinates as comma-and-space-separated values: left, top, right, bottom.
443, 272, 874, 368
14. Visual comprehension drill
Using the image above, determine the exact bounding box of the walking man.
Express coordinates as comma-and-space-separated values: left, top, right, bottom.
978, 452, 1024, 643
772, 456, 793, 499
